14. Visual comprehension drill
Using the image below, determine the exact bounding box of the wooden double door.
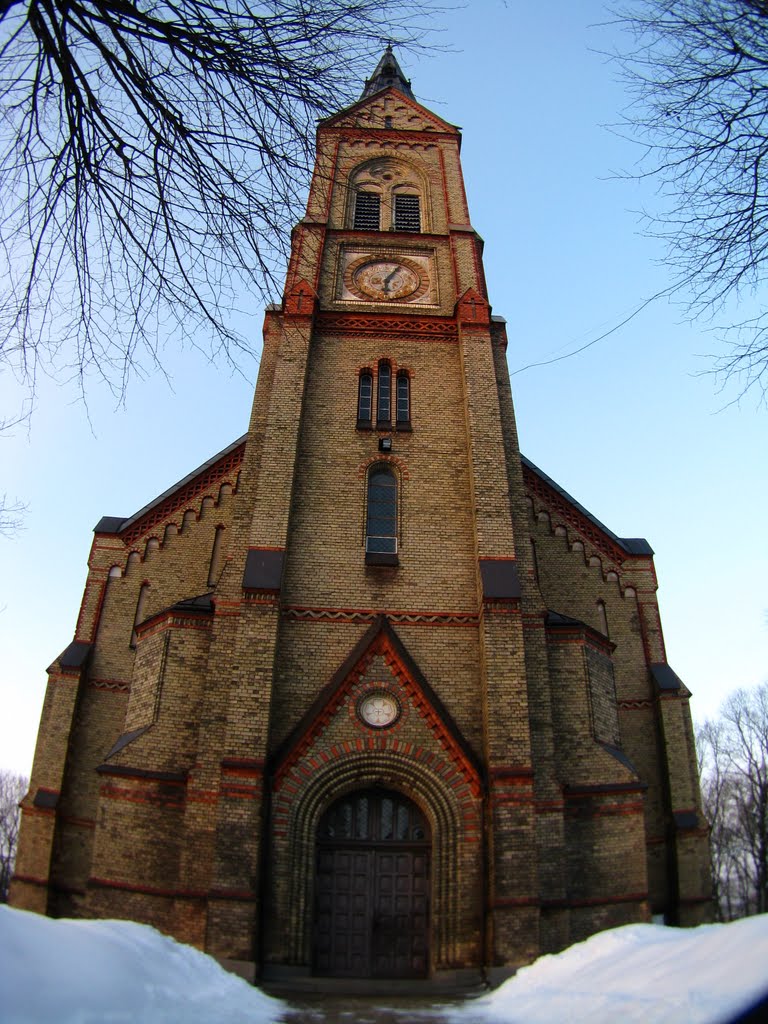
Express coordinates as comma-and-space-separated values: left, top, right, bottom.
313, 789, 430, 978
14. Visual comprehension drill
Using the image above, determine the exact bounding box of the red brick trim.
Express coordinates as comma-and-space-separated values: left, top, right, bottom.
88, 678, 131, 693
89, 877, 206, 899
524, 463, 631, 567
120, 445, 244, 546
221, 757, 264, 771
134, 608, 213, 643
20, 805, 55, 819
540, 892, 648, 909
207, 887, 257, 902
98, 782, 185, 809
11, 872, 50, 888
318, 312, 458, 341
283, 605, 478, 626
59, 815, 95, 829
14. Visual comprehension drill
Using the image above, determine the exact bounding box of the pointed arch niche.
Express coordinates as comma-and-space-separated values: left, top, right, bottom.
265, 751, 480, 976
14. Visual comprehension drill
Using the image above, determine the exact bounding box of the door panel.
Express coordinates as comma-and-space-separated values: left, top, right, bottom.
313, 789, 431, 978
372, 849, 430, 977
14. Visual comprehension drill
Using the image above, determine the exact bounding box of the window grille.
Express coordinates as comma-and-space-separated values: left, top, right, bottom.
366, 467, 397, 554
354, 192, 381, 230
377, 361, 391, 424
396, 373, 410, 425
394, 194, 421, 232
358, 371, 373, 424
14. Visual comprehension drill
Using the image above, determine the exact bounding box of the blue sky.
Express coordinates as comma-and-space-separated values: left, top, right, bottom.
2, 1, 766, 775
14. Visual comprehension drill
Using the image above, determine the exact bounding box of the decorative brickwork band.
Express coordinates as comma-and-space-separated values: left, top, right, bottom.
317, 312, 458, 340
283, 605, 479, 626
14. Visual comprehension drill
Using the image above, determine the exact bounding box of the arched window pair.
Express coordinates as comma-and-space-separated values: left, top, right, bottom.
358, 362, 410, 429
353, 191, 421, 232
349, 158, 424, 233
366, 464, 398, 564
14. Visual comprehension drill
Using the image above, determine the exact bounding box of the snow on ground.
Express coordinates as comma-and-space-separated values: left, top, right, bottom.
452, 916, 768, 1024
2, 905, 768, 1023
0, 905, 286, 1024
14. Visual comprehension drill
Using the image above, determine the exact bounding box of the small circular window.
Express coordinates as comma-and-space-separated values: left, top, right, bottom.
357, 691, 400, 728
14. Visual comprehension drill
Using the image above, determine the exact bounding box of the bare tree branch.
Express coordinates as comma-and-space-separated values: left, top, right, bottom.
0, 771, 28, 901
0, 1, 442, 403
697, 682, 768, 919
612, 0, 768, 401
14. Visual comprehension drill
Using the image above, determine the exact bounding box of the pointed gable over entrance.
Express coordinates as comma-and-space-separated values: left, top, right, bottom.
271, 616, 483, 801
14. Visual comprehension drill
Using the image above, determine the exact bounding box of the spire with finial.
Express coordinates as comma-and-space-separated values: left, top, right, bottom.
360, 44, 414, 100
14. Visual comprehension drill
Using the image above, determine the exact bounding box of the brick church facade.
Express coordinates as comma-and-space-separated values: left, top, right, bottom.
12, 51, 711, 984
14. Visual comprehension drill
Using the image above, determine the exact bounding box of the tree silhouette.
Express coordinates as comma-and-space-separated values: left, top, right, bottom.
615, 0, 768, 400
0, 1, 437, 399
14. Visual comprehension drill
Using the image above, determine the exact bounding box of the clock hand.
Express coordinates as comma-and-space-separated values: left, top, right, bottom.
383, 267, 400, 293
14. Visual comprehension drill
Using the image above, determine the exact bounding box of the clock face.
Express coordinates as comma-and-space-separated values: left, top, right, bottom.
353, 260, 421, 300
358, 693, 400, 728
344, 254, 430, 303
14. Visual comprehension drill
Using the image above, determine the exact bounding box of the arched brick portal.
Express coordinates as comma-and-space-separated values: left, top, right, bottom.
265, 750, 484, 974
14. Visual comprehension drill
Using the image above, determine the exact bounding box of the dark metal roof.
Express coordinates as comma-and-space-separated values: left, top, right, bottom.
674, 809, 699, 830
170, 593, 214, 613
102, 725, 151, 762
521, 455, 654, 557
93, 434, 247, 534
650, 663, 685, 693
32, 788, 59, 809
361, 46, 414, 100
546, 611, 587, 629
94, 516, 127, 534
479, 558, 521, 600
51, 641, 92, 672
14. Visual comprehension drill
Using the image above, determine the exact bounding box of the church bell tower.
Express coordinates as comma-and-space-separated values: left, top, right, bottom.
12, 48, 712, 986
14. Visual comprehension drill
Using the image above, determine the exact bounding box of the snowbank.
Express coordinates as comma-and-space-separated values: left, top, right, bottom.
0, 905, 286, 1024
459, 916, 768, 1024
3, 905, 768, 1023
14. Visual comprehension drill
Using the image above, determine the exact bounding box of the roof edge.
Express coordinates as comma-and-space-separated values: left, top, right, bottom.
521, 454, 653, 557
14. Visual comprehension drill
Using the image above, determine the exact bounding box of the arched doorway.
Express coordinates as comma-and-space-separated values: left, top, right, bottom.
313, 788, 431, 978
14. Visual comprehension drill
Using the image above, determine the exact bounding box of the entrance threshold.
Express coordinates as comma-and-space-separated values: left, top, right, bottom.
260, 968, 486, 999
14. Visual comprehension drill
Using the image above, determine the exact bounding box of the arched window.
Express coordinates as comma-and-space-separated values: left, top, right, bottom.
377, 361, 391, 425
347, 158, 427, 232
366, 466, 398, 563
357, 370, 373, 427
393, 193, 420, 232
396, 371, 410, 427
354, 191, 381, 230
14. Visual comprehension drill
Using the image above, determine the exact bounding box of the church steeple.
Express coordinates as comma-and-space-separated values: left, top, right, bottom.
361, 45, 414, 100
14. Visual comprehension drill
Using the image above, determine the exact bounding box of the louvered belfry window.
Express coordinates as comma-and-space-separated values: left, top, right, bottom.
354, 191, 381, 230
394, 194, 420, 232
